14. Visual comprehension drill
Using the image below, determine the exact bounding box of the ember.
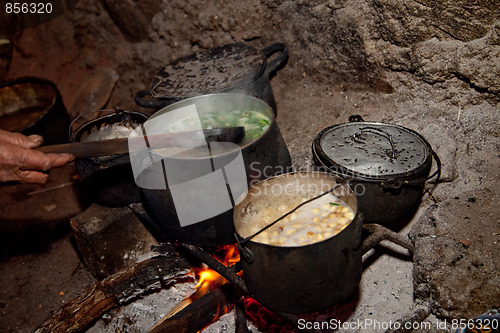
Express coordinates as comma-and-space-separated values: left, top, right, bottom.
243, 294, 359, 333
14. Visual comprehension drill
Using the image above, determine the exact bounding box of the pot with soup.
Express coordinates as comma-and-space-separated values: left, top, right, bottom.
135, 93, 291, 246
234, 172, 363, 314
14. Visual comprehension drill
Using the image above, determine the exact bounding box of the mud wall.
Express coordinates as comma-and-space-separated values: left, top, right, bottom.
3, 0, 499, 113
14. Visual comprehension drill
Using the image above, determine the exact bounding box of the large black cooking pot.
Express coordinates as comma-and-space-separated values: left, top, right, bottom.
71, 110, 149, 207
234, 172, 362, 314
135, 93, 291, 246
312, 115, 441, 226
0, 77, 69, 145
135, 43, 288, 114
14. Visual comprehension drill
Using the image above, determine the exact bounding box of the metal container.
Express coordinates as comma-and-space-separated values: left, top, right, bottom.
234, 172, 362, 314
71, 110, 148, 207
135, 43, 288, 113
312, 115, 440, 226
137, 93, 291, 246
0, 77, 69, 145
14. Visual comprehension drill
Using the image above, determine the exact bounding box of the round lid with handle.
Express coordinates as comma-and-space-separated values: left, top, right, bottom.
150, 43, 266, 99
313, 117, 432, 180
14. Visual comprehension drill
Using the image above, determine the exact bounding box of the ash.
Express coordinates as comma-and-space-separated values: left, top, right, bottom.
88, 282, 195, 333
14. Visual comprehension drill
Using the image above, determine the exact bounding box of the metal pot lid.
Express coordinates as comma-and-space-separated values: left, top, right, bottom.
150, 43, 266, 99
313, 121, 431, 179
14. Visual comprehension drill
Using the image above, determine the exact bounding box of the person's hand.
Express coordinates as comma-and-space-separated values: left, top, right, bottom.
0, 130, 74, 184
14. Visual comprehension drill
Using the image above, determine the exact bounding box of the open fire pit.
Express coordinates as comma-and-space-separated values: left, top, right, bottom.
34, 209, 416, 333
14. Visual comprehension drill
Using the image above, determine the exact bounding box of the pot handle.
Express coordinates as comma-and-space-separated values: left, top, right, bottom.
347, 114, 442, 189
135, 89, 167, 109
68, 107, 124, 141
349, 114, 365, 122
380, 149, 441, 190
235, 233, 256, 263
261, 43, 289, 77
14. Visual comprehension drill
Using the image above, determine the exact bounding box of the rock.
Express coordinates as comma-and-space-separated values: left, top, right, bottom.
420, 123, 457, 182
455, 35, 500, 96
410, 25, 500, 99
417, 0, 498, 42
410, 188, 500, 320
102, 0, 150, 42
412, 38, 459, 84
486, 21, 500, 46
69, 68, 119, 119
371, 0, 498, 44
70, 204, 158, 280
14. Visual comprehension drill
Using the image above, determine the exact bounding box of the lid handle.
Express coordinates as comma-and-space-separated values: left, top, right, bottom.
349, 114, 365, 122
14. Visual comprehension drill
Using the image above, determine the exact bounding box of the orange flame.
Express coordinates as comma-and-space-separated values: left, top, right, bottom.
193, 268, 225, 294
191, 244, 240, 295
165, 244, 240, 321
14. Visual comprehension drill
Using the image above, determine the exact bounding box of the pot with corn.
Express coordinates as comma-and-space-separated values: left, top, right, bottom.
234, 171, 363, 314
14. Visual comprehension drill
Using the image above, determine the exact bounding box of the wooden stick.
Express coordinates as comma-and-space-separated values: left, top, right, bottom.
34, 254, 190, 333
148, 283, 239, 333
175, 243, 248, 294
362, 223, 414, 254
235, 299, 249, 333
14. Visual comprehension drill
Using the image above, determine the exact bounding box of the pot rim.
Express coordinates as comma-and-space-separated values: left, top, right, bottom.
70, 109, 149, 142
234, 170, 359, 250
145, 93, 276, 160
70, 110, 149, 164
312, 121, 433, 182
0, 76, 59, 132
150, 43, 267, 100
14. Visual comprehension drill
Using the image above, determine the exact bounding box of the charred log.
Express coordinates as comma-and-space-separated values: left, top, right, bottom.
34, 254, 190, 333
235, 299, 249, 333
147, 283, 239, 333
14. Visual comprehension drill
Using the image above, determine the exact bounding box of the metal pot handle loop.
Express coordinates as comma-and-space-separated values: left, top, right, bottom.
355, 126, 397, 159
428, 149, 441, 183
261, 43, 289, 77
349, 114, 365, 122
384, 149, 441, 187
68, 108, 118, 141
235, 233, 255, 263
411, 148, 441, 184
382, 179, 402, 191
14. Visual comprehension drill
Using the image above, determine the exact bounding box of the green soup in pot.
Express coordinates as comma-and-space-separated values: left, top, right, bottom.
165, 110, 271, 146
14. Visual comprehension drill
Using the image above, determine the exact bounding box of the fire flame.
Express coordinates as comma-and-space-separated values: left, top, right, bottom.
193, 244, 241, 294
165, 244, 240, 320
193, 268, 225, 293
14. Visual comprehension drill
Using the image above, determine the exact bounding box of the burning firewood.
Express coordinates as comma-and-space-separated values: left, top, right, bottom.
147, 283, 241, 333
34, 254, 190, 333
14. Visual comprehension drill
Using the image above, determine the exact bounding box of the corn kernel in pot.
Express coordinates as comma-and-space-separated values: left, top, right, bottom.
240, 193, 355, 247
